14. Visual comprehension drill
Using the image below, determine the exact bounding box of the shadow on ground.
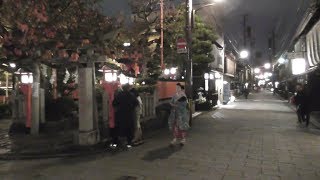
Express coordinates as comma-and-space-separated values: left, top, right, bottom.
142, 145, 182, 162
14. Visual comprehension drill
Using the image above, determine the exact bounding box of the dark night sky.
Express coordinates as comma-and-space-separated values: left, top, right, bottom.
101, 0, 312, 65
199, 0, 312, 65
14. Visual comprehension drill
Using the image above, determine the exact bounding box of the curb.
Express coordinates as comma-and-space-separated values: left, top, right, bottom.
0, 150, 105, 160
0, 144, 108, 160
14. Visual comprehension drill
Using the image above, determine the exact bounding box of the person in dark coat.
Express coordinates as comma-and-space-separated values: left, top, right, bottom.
294, 83, 310, 126
112, 84, 139, 148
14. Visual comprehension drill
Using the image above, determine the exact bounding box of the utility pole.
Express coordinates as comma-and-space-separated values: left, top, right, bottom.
160, 0, 164, 69
243, 14, 248, 47
186, 0, 193, 125
243, 14, 249, 82
272, 29, 276, 63
268, 29, 276, 66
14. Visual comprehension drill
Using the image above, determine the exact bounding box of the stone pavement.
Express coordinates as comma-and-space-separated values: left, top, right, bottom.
1, 91, 320, 180
0, 118, 77, 158
273, 92, 320, 129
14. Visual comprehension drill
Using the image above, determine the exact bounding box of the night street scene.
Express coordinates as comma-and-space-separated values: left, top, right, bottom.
1, 0, 320, 179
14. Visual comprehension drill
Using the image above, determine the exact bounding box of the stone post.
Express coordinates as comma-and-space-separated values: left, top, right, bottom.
31, 63, 40, 134
77, 61, 100, 145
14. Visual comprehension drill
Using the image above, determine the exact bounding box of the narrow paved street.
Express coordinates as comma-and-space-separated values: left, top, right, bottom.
1, 91, 320, 180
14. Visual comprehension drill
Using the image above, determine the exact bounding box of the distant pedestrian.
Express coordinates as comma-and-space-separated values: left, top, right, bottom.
130, 88, 144, 146
168, 83, 190, 146
243, 83, 250, 99
112, 84, 139, 148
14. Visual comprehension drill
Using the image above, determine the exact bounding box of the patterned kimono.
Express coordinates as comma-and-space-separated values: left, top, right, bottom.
168, 92, 190, 138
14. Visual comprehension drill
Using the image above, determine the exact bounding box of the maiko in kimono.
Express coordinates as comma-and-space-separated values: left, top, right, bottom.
168, 83, 190, 146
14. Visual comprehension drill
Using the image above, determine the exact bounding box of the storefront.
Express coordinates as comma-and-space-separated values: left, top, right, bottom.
223, 53, 236, 104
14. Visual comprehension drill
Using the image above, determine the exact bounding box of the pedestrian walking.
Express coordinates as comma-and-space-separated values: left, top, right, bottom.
293, 83, 310, 126
168, 83, 190, 146
130, 88, 144, 146
112, 84, 139, 148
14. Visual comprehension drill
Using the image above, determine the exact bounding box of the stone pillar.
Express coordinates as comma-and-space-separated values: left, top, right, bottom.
31, 63, 40, 134
77, 63, 100, 145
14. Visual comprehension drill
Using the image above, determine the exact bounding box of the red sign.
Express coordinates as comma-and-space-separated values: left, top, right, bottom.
177, 38, 187, 54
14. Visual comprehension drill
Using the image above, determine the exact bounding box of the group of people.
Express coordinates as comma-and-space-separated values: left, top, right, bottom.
110, 84, 143, 148
109, 83, 190, 149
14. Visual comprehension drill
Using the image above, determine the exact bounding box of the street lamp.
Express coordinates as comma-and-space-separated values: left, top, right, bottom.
9, 63, 16, 68
240, 50, 249, 59
123, 42, 131, 47
264, 63, 271, 69
278, 57, 285, 64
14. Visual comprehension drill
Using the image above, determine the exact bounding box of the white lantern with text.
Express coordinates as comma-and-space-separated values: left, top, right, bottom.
21, 73, 33, 84
292, 58, 306, 75
209, 74, 214, 80
119, 73, 129, 85
104, 70, 113, 82
164, 69, 170, 75
204, 73, 209, 91
128, 77, 135, 85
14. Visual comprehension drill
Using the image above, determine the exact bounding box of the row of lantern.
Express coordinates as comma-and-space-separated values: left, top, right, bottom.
1, 63, 33, 84
100, 69, 136, 85
16, 69, 135, 85
203, 72, 223, 92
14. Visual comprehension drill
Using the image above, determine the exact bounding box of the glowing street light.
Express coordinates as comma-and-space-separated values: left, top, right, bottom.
278, 57, 285, 64
254, 68, 260, 74
170, 67, 177, 74
164, 69, 170, 75
240, 50, 249, 59
9, 63, 16, 68
264, 63, 271, 69
123, 42, 131, 47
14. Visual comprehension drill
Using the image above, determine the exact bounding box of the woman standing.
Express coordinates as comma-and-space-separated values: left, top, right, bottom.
168, 83, 190, 146
130, 88, 144, 146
